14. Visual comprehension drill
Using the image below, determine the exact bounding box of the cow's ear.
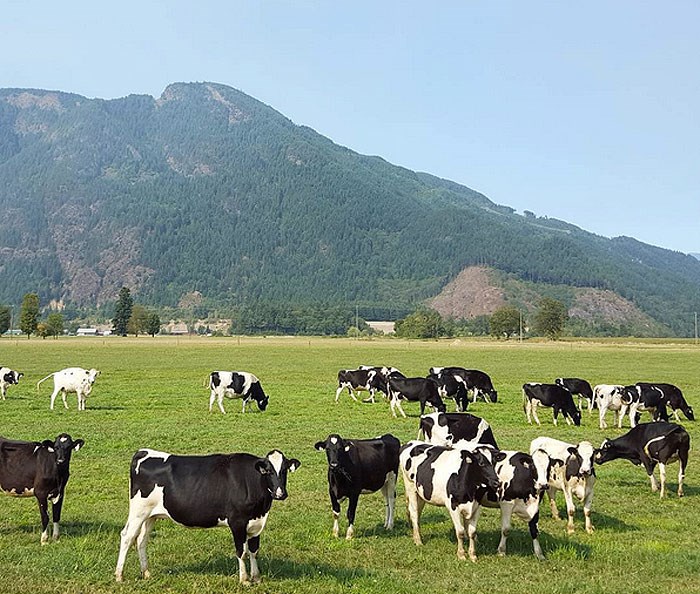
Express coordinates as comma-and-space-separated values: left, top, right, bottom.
73, 439, 85, 451
344, 444, 352, 452
567, 447, 578, 456
255, 460, 271, 475
494, 451, 507, 462
39, 440, 55, 453
287, 458, 301, 473
314, 441, 326, 451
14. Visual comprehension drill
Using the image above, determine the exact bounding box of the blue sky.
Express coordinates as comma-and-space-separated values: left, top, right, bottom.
2, 1, 698, 253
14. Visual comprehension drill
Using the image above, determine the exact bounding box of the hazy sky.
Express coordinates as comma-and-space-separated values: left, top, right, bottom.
2, 1, 698, 253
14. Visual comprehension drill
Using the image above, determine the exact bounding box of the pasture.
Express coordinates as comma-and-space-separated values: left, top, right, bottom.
1, 336, 699, 594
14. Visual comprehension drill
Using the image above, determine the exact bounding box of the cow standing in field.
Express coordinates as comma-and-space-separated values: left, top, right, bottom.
314, 433, 400, 539
0, 367, 23, 400
208, 371, 269, 413
359, 366, 404, 403
430, 367, 498, 404
523, 383, 581, 426
335, 368, 378, 403
594, 384, 628, 429
636, 383, 694, 422
530, 437, 596, 534
0, 433, 84, 543
427, 369, 470, 411
115, 448, 300, 585
418, 412, 499, 449
387, 376, 446, 418
555, 378, 594, 412
621, 384, 669, 427
595, 422, 689, 498
37, 367, 100, 411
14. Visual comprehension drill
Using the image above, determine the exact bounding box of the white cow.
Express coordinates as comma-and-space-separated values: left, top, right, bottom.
37, 367, 100, 411
594, 384, 628, 429
529, 437, 596, 535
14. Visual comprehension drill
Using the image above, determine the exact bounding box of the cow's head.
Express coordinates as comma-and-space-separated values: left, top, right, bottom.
487, 388, 498, 403
39, 433, 85, 466
464, 449, 500, 493
4, 370, 23, 384
683, 404, 695, 421
566, 442, 595, 477
530, 449, 551, 492
87, 369, 100, 383
594, 439, 616, 465
255, 450, 300, 501
620, 385, 637, 405
314, 434, 350, 471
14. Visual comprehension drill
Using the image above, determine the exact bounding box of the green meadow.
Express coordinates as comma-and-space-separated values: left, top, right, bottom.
0, 336, 699, 594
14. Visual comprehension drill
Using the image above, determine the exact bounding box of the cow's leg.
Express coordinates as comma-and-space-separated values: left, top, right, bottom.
642, 457, 658, 493
524, 399, 532, 424
345, 493, 359, 539
61, 389, 69, 409
552, 406, 559, 426
582, 481, 595, 533
135, 517, 156, 580
247, 535, 262, 584
230, 524, 251, 585
618, 404, 628, 428
0, 385, 5, 400
546, 488, 560, 520
528, 510, 545, 560
348, 387, 358, 402
241, 397, 248, 413
629, 404, 639, 428
599, 406, 608, 429
658, 463, 667, 499
531, 402, 542, 426
217, 391, 226, 414
381, 471, 397, 530
50, 492, 64, 541
404, 483, 424, 545
330, 492, 341, 538
497, 501, 514, 557
334, 385, 344, 403
37, 495, 51, 544
464, 505, 482, 562
562, 486, 577, 534
50, 387, 62, 410
208, 389, 217, 412
448, 508, 468, 560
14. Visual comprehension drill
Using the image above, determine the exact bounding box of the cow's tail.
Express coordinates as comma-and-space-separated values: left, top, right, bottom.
36, 373, 55, 392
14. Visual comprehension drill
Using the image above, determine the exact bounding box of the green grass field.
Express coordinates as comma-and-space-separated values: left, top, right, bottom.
1, 336, 699, 594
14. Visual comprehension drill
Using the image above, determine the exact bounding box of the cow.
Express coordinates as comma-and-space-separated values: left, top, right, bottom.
636, 382, 694, 422
427, 369, 470, 411
620, 384, 669, 427
418, 412, 499, 449
430, 367, 497, 404
387, 376, 446, 418
314, 433, 400, 539
114, 448, 300, 585
208, 371, 269, 413
359, 366, 404, 403
335, 368, 379, 403
37, 367, 100, 411
0, 367, 23, 400
594, 384, 628, 429
555, 377, 595, 412
595, 422, 689, 498
400, 440, 500, 561
523, 383, 581, 426
0, 433, 84, 543
530, 437, 596, 534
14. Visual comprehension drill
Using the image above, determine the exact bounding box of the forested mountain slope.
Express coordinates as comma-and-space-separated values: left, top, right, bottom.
1, 82, 699, 335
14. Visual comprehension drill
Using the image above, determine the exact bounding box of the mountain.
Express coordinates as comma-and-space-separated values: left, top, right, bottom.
1, 82, 699, 335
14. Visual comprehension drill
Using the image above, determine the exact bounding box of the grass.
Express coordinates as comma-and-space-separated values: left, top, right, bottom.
0, 336, 699, 593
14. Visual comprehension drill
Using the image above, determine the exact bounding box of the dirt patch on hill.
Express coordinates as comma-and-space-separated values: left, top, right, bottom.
570, 288, 660, 327
428, 266, 505, 319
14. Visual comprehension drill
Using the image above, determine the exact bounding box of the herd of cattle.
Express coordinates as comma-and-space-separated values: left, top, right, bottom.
0, 362, 693, 585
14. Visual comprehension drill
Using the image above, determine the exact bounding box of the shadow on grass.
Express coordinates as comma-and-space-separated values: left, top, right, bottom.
0, 520, 122, 538
86, 405, 126, 411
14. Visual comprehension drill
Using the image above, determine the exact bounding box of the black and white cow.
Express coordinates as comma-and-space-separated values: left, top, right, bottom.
314, 433, 400, 539
400, 440, 500, 561
335, 368, 378, 403
595, 422, 689, 498
523, 383, 581, 426
208, 371, 269, 413
620, 384, 669, 427
555, 377, 595, 412
0, 367, 23, 400
0, 433, 84, 543
115, 448, 300, 584
636, 382, 694, 422
37, 367, 100, 411
530, 437, 596, 534
360, 366, 405, 403
418, 412, 499, 449
427, 369, 470, 411
594, 384, 627, 429
430, 367, 497, 404
387, 376, 446, 418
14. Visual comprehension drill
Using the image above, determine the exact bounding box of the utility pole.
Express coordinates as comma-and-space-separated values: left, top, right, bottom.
355, 304, 359, 331
695, 312, 698, 345
519, 309, 523, 343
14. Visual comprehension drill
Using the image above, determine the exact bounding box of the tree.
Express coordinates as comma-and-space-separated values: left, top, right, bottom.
46, 313, 65, 339
0, 305, 10, 335
36, 322, 49, 339
19, 293, 40, 338
489, 306, 522, 339
127, 304, 149, 337
145, 312, 161, 337
395, 308, 449, 339
112, 287, 134, 336
533, 297, 568, 339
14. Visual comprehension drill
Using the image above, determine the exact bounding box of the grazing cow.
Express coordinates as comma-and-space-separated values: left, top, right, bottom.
208, 371, 269, 413
0, 433, 84, 543
387, 376, 446, 418
360, 366, 404, 403
555, 378, 595, 412
430, 367, 498, 404
530, 437, 596, 534
522, 383, 581, 426
0, 367, 23, 400
314, 433, 400, 539
621, 384, 669, 427
418, 412, 499, 449
335, 368, 379, 403
636, 382, 694, 422
427, 369, 469, 411
115, 448, 300, 585
594, 384, 628, 429
37, 367, 100, 411
400, 440, 500, 561
595, 422, 689, 498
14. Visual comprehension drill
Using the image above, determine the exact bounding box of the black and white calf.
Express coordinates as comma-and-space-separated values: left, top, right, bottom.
208, 371, 269, 413
595, 422, 689, 498
37, 367, 100, 411
621, 384, 669, 427
0, 367, 23, 400
0, 433, 84, 543
430, 367, 497, 404
387, 376, 446, 418
523, 383, 581, 426
530, 437, 596, 534
418, 412, 499, 449
314, 433, 400, 539
637, 383, 694, 422
400, 440, 500, 561
115, 448, 300, 584
555, 377, 594, 412
594, 384, 627, 429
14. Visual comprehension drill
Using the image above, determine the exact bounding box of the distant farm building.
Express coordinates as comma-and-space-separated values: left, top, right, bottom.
367, 321, 395, 335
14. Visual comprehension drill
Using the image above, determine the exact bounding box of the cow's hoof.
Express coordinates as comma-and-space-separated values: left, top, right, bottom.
115, 574, 123, 583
